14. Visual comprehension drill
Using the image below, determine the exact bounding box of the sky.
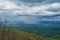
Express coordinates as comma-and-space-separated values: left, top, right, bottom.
0, 0, 60, 24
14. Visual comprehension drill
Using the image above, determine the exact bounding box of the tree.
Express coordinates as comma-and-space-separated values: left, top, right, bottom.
3, 18, 8, 28
0, 17, 3, 27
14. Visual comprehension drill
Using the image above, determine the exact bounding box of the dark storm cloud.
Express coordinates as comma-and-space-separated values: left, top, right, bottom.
8, 0, 45, 3
8, 0, 60, 4
47, 8, 60, 12
20, 0, 45, 3
42, 0, 60, 4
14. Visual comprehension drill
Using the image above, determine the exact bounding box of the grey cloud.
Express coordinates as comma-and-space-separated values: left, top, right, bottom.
7, 0, 45, 6
0, 0, 60, 24
7, 0, 60, 6
0, 10, 39, 24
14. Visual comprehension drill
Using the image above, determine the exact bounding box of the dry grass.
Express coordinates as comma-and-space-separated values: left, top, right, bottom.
0, 28, 55, 40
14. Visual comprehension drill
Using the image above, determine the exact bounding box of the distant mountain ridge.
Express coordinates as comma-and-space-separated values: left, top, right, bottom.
7, 21, 60, 25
